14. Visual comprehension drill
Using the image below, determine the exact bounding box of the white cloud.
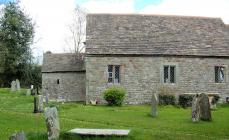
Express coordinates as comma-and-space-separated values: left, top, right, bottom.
80, 0, 135, 14
140, 0, 229, 24
18, 0, 135, 57
20, 0, 76, 56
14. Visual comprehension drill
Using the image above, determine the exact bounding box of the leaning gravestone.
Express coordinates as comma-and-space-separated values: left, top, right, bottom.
151, 93, 158, 117
26, 89, 31, 96
9, 131, 27, 140
191, 94, 200, 122
44, 107, 60, 140
15, 79, 20, 91
34, 95, 43, 113
199, 93, 212, 121
11, 81, 16, 92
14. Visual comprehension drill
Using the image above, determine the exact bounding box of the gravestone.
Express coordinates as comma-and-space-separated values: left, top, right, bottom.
26, 89, 31, 96
199, 93, 212, 121
69, 128, 130, 136
34, 95, 43, 113
191, 94, 200, 122
31, 85, 34, 90
90, 100, 97, 105
15, 79, 20, 91
11, 81, 16, 92
151, 93, 158, 117
209, 96, 217, 110
44, 107, 60, 140
9, 131, 27, 140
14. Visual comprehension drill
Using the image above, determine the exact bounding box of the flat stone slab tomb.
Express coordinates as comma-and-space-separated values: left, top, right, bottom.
68, 128, 130, 136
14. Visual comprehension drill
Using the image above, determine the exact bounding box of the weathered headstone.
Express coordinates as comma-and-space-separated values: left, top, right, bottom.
199, 93, 212, 121
26, 89, 31, 96
68, 128, 130, 136
30, 85, 34, 90
151, 93, 158, 117
44, 107, 60, 140
15, 79, 20, 91
90, 100, 97, 105
209, 96, 217, 110
34, 95, 43, 113
191, 94, 200, 122
11, 81, 16, 92
9, 131, 27, 140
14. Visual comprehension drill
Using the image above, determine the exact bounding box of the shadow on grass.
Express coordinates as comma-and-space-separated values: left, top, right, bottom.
27, 132, 133, 140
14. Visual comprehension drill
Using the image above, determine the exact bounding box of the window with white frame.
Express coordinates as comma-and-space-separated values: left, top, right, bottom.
215, 66, 225, 83
108, 65, 120, 83
164, 65, 176, 83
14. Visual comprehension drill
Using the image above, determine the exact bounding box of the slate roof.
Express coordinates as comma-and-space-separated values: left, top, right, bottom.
86, 14, 229, 57
42, 53, 85, 73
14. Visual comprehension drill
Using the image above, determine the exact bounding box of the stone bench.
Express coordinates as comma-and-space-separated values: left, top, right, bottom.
68, 128, 130, 136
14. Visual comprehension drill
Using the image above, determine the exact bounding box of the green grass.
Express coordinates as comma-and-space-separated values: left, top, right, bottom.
0, 88, 229, 140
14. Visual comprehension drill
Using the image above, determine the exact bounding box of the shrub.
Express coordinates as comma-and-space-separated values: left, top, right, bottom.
159, 94, 176, 105
179, 94, 220, 108
103, 86, 126, 106
178, 94, 195, 108
211, 95, 220, 104
158, 86, 176, 105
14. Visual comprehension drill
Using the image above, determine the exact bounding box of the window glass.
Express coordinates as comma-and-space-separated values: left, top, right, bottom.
108, 65, 120, 83
215, 66, 225, 83
170, 66, 175, 83
164, 66, 169, 83
164, 65, 176, 83
115, 66, 120, 83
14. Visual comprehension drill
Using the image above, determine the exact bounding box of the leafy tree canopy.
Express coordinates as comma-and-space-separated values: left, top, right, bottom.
0, 1, 35, 87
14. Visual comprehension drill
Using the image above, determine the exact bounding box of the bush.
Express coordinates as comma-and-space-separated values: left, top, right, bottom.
158, 86, 176, 105
211, 95, 220, 104
178, 94, 195, 108
103, 86, 126, 106
178, 94, 220, 108
159, 94, 176, 105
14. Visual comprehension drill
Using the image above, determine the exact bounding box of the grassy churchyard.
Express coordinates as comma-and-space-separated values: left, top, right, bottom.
0, 88, 229, 140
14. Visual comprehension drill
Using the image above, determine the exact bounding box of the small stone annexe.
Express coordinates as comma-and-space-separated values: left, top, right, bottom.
42, 14, 229, 104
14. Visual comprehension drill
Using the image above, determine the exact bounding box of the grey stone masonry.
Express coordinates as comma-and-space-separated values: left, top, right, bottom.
42, 72, 86, 102
86, 56, 229, 104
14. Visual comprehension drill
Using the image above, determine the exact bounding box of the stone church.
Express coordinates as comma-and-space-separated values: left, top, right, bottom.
42, 14, 229, 104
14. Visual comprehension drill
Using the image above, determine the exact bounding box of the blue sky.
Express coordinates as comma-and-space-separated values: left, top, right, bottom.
75, 0, 163, 12
134, 0, 162, 11
0, 0, 15, 4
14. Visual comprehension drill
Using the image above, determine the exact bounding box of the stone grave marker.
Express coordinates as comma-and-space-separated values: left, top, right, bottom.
11, 81, 16, 92
191, 94, 200, 122
151, 93, 158, 117
15, 79, 20, 91
199, 93, 212, 121
9, 131, 27, 140
68, 128, 130, 136
34, 95, 44, 113
209, 96, 217, 110
26, 89, 31, 96
44, 107, 60, 140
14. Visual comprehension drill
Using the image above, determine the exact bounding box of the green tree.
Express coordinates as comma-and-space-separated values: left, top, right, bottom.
0, 2, 34, 87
